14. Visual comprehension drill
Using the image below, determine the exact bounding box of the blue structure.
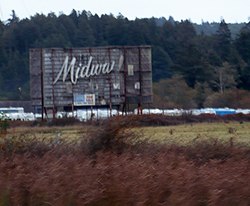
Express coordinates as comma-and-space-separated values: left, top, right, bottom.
214, 108, 236, 116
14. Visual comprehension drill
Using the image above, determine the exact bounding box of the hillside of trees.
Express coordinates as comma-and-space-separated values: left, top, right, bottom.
155, 17, 245, 39
0, 10, 250, 108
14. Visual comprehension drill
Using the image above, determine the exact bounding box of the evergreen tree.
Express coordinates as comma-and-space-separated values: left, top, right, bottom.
214, 19, 232, 62
235, 22, 250, 89
152, 46, 173, 81
74, 11, 95, 46
236, 22, 250, 63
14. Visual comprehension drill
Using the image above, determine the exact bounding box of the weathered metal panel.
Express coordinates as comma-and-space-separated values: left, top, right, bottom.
30, 49, 43, 106
30, 46, 152, 111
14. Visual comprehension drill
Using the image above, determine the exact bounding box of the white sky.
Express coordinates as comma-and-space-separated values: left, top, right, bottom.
0, 0, 250, 24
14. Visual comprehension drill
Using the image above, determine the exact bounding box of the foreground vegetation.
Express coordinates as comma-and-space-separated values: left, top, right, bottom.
0, 115, 250, 205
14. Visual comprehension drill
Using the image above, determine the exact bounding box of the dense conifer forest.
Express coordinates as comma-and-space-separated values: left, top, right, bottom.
0, 10, 250, 108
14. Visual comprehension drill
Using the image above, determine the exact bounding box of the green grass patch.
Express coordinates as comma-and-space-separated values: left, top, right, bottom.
133, 122, 250, 146
2, 121, 250, 147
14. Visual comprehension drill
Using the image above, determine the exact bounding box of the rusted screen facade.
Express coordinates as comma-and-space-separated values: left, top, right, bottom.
30, 46, 152, 113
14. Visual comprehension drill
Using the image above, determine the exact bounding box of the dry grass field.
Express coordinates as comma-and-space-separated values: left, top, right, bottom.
134, 122, 250, 146
4, 121, 250, 146
4, 125, 93, 143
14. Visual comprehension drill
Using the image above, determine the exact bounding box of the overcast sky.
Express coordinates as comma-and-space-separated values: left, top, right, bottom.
0, 0, 250, 24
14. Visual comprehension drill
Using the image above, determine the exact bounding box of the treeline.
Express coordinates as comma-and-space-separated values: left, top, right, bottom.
0, 10, 250, 108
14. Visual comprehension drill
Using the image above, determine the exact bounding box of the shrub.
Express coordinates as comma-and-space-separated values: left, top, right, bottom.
0, 115, 9, 138
81, 118, 135, 155
0, 119, 9, 133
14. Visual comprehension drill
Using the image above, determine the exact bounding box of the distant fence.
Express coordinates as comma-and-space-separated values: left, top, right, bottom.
1, 106, 250, 122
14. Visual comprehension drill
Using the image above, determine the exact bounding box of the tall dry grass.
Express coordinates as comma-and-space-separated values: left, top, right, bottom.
0, 116, 250, 205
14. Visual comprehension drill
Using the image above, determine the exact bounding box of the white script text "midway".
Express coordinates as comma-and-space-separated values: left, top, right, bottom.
53, 56, 115, 84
